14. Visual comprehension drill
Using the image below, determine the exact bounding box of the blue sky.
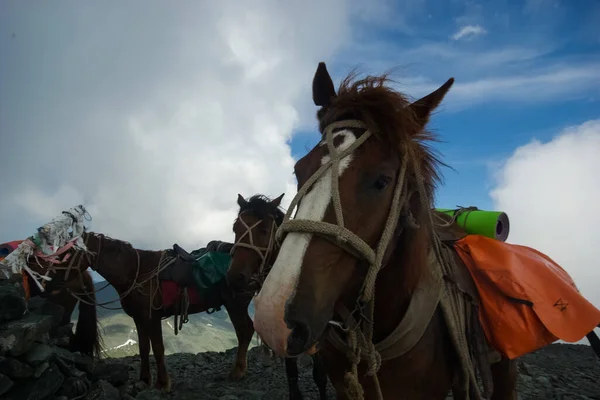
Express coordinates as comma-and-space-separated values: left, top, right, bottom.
1, 0, 599, 312
288, 0, 600, 211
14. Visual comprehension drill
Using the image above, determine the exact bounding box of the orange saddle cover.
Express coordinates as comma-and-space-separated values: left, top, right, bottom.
454, 234, 600, 359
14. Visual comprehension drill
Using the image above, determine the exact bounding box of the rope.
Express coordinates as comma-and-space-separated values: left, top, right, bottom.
230, 210, 278, 293
406, 140, 481, 397
278, 119, 480, 399
278, 120, 411, 399
66, 236, 173, 315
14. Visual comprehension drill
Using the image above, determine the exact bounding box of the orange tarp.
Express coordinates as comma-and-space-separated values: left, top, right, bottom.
454, 234, 600, 360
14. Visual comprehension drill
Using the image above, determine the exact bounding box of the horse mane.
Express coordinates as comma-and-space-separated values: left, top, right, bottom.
318, 71, 446, 202
237, 194, 284, 226
86, 232, 134, 250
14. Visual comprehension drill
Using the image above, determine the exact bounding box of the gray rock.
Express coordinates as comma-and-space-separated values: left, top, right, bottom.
92, 361, 130, 386
57, 376, 90, 399
0, 283, 26, 323
89, 380, 121, 400
26, 297, 65, 328
0, 355, 34, 379
135, 388, 167, 400
0, 313, 55, 356
25, 342, 53, 365
52, 344, 94, 372
4, 364, 64, 400
33, 361, 50, 378
0, 372, 14, 396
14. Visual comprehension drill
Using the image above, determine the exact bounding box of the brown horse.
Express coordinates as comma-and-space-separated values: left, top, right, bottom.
252, 62, 524, 400
6, 237, 102, 358
227, 193, 329, 400
66, 232, 258, 391
27, 268, 103, 357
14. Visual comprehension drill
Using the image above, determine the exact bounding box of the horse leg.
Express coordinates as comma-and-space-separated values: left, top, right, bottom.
49, 289, 78, 350
133, 318, 152, 386
148, 316, 171, 392
224, 298, 254, 380
586, 327, 600, 359
311, 353, 329, 400
490, 357, 518, 400
285, 357, 303, 400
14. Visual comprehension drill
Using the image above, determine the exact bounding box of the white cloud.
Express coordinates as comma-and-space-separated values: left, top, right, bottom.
395, 63, 600, 112
489, 119, 600, 341
451, 25, 487, 41
0, 1, 352, 250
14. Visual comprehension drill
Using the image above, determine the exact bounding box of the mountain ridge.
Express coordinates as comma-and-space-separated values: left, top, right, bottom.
77, 280, 257, 358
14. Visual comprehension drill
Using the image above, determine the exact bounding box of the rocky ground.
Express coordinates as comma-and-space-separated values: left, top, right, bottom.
1, 278, 599, 400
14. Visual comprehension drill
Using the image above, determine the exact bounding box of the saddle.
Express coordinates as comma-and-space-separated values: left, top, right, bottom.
172, 243, 196, 262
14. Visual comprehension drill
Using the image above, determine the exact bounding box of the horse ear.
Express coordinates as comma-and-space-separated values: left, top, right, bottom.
237, 194, 247, 208
408, 78, 454, 130
270, 193, 285, 208
312, 62, 337, 107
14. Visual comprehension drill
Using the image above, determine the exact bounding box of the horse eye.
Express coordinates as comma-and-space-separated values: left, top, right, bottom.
373, 176, 391, 190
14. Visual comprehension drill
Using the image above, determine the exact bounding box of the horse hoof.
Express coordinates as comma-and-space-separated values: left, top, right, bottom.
228, 366, 247, 381
155, 376, 172, 393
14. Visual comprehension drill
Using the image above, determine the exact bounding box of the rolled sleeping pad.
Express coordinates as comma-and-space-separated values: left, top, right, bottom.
435, 207, 510, 242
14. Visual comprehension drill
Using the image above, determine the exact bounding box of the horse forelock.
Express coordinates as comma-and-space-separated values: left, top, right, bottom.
237, 194, 284, 227
318, 71, 445, 203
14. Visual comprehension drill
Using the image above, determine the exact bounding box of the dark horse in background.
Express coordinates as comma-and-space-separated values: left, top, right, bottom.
226, 193, 329, 400
26, 269, 102, 357
3, 239, 102, 358
252, 62, 600, 400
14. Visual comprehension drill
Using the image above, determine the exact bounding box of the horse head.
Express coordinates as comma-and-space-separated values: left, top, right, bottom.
253, 62, 454, 357
226, 193, 284, 293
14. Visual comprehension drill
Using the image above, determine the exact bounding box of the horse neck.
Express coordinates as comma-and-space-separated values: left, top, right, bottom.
85, 233, 159, 292
371, 220, 432, 342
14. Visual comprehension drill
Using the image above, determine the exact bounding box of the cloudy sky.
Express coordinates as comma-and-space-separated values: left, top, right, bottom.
1, 1, 599, 331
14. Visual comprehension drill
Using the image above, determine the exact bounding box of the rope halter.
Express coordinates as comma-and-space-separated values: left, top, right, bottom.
230, 210, 278, 286
277, 119, 410, 306
275, 119, 414, 400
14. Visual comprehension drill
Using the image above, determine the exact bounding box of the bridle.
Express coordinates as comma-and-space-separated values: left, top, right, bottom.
230, 210, 278, 291
277, 119, 411, 313
275, 119, 414, 399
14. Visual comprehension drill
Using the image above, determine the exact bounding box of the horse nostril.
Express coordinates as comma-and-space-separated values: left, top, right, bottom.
287, 319, 312, 357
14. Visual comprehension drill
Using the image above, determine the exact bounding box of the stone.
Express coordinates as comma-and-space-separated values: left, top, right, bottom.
0, 373, 14, 396
52, 344, 94, 372
135, 388, 167, 399
0, 355, 34, 379
33, 361, 50, 378
57, 376, 90, 399
0, 313, 55, 356
89, 380, 121, 400
92, 361, 130, 386
0, 283, 26, 323
26, 296, 65, 328
25, 342, 53, 365
4, 364, 63, 400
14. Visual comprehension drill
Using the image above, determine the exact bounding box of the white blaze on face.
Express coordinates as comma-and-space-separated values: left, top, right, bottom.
253, 129, 357, 355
